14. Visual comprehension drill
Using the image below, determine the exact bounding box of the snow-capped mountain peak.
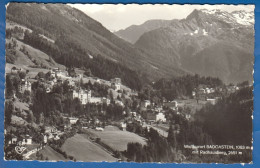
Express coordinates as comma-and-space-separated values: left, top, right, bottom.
199, 8, 254, 26
200, 9, 222, 15
231, 10, 254, 26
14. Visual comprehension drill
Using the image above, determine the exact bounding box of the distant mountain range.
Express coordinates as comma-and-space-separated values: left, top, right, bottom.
116, 9, 254, 84
6, 4, 254, 84
115, 19, 173, 44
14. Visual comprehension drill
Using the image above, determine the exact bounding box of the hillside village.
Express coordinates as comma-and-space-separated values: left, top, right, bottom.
5, 60, 249, 161
4, 3, 253, 163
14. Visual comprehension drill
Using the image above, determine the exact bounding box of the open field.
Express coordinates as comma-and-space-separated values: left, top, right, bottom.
6, 38, 65, 68
177, 99, 207, 113
11, 115, 28, 125
6, 63, 50, 79
5, 38, 65, 78
30, 146, 68, 161
88, 126, 146, 151
61, 134, 117, 162
14, 99, 29, 111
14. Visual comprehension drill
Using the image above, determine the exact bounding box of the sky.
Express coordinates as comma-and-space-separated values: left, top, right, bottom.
69, 4, 254, 32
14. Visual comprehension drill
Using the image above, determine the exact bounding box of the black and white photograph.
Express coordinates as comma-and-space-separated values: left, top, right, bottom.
4, 3, 254, 163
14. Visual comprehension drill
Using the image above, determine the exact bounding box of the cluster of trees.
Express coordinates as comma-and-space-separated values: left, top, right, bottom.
30, 83, 67, 125
6, 73, 21, 98
136, 74, 224, 105
126, 121, 145, 136
195, 86, 253, 146
6, 27, 24, 39
48, 129, 77, 161
125, 128, 180, 162
4, 145, 23, 160
31, 77, 126, 123
82, 81, 109, 98
6, 70, 28, 101
6, 38, 18, 64
153, 74, 223, 100
4, 101, 14, 127
4, 124, 44, 160
125, 105, 246, 163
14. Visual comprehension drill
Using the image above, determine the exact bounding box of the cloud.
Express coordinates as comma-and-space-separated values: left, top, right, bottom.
69, 4, 254, 31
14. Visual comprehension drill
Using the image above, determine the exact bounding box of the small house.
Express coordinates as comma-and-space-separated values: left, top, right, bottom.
9, 136, 17, 144
207, 98, 217, 105
142, 100, 151, 108
164, 101, 178, 111
68, 117, 79, 125
120, 122, 127, 131
21, 135, 32, 145
156, 112, 166, 122
43, 134, 48, 144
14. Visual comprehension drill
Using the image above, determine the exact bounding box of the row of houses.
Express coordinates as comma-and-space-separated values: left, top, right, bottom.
8, 134, 32, 145
71, 88, 111, 105
43, 126, 66, 143
146, 112, 167, 123
193, 85, 241, 99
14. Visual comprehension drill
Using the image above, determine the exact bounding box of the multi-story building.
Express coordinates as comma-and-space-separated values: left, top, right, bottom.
89, 97, 102, 104
72, 89, 91, 105
18, 79, 31, 93
207, 98, 217, 105
102, 97, 111, 105
68, 117, 79, 125
71, 88, 110, 105
142, 100, 151, 108
111, 78, 121, 91
21, 135, 32, 145
52, 68, 68, 79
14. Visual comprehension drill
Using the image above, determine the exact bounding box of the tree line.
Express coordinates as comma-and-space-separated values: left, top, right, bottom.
152, 74, 223, 100
22, 30, 143, 90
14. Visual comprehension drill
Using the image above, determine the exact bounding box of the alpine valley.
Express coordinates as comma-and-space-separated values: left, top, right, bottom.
4, 3, 254, 163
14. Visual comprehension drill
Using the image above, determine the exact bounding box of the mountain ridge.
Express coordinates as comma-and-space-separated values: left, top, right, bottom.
6, 3, 189, 85
133, 8, 254, 84
6, 4, 254, 85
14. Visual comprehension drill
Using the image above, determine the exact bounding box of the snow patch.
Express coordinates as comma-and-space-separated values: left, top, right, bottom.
201, 9, 254, 26
41, 5, 49, 12
39, 34, 55, 43
201, 9, 219, 15
232, 11, 254, 26
202, 29, 208, 36
151, 65, 159, 70
88, 54, 93, 59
